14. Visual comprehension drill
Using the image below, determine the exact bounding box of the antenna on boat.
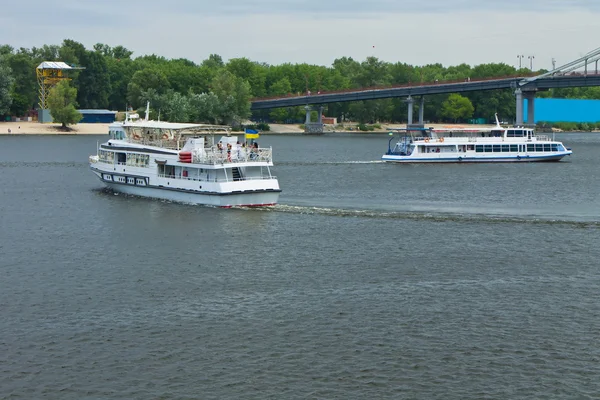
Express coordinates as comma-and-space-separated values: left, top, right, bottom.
494, 113, 502, 128
145, 101, 150, 122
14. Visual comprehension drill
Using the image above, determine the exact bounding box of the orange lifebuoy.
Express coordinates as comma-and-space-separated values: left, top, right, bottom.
162, 133, 169, 140
179, 151, 192, 163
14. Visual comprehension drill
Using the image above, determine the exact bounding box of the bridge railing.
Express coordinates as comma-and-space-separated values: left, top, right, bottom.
251, 73, 537, 102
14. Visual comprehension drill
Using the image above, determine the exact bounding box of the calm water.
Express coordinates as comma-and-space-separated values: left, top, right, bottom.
1, 132, 600, 399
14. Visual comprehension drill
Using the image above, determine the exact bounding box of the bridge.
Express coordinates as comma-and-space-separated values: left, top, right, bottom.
251, 47, 600, 133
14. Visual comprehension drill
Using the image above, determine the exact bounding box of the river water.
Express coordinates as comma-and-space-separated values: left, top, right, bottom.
1, 132, 599, 399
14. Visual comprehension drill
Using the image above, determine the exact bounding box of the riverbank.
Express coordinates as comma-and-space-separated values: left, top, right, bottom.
267, 123, 500, 134
0, 122, 109, 135
0, 121, 579, 135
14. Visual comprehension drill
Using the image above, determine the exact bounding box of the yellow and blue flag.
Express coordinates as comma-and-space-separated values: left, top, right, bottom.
245, 128, 259, 139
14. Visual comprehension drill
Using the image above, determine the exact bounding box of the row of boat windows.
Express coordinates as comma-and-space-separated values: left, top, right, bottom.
125, 153, 150, 167
475, 144, 562, 153
109, 130, 126, 140
98, 150, 115, 162
98, 150, 150, 167
506, 130, 533, 138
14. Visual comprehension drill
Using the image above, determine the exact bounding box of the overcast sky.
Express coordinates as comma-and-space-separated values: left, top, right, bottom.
2, 0, 599, 69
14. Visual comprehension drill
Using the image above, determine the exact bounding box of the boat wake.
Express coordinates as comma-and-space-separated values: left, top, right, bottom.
277, 160, 385, 166
94, 188, 600, 227
245, 204, 600, 228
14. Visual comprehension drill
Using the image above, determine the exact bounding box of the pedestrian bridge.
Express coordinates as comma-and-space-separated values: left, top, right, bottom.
251, 74, 600, 110
250, 47, 600, 130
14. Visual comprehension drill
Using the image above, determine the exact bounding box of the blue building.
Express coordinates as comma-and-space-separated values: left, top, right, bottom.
524, 98, 600, 123
78, 109, 117, 123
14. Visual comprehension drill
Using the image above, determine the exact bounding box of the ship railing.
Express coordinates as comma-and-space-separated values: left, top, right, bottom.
192, 147, 273, 164
535, 135, 550, 141
158, 173, 277, 183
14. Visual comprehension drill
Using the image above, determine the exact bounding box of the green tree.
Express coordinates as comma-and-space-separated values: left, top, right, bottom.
211, 69, 251, 124
30, 44, 60, 61
159, 90, 190, 122
0, 57, 14, 116
47, 80, 82, 128
441, 93, 474, 122
7, 52, 37, 116
77, 49, 111, 108
106, 57, 135, 110
332, 57, 361, 86
226, 57, 267, 97
356, 57, 391, 88
188, 92, 220, 124
202, 54, 224, 70
268, 77, 292, 122
127, 67, 170, 108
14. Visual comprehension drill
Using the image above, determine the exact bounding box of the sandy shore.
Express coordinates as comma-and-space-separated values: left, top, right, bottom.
0, 121, 110, 135
0, 121, 505, 135
267, 123, 498, 133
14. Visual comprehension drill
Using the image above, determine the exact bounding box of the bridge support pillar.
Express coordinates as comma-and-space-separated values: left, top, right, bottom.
524, 91, 536, 126
418, 96, 425, 125
515, 88, 524, 126
304, 105, 324, 134
406, 96, 414, 125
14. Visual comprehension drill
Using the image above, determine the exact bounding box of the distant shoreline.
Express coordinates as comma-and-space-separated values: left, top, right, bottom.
0, 121, 595, 135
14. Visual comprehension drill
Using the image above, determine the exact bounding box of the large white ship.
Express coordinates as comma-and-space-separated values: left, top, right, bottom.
89, 112, 280, 207
382, 115, 572, 163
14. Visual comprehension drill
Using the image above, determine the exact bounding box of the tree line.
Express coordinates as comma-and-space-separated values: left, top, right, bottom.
1, 39, 600, 125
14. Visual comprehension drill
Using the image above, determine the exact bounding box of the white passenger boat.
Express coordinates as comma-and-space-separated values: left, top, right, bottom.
382, 115, 572, 163
89, 110, 280, 207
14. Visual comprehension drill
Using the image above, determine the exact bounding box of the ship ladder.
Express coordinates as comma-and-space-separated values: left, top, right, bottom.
232, 167, 242, 181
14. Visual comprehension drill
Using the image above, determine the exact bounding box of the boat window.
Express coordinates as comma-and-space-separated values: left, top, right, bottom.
117, 152, 126, 164
551, 144, 559, 151
475, 145, 483, 153
510, 145, 518, 152
484, 145, 493, 153
98, 150, 115, 163
126, 153, 150, 167
501, 145, 509, 152
535, 144, 543, 152
527, 144, 534, 152
467, 145, 475, 151
543, 144, 551, 152
493, 145, 501, 152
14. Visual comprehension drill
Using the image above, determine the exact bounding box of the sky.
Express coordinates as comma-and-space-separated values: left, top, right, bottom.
2, 0, 600, 70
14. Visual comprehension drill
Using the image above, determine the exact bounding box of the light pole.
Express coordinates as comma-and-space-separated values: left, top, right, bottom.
528, 55, 535, 71
517, 55, 524, 69
552, 58, 556, 70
